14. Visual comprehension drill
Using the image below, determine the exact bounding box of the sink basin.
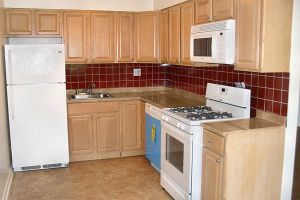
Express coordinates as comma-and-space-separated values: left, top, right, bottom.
71, 93, 113, 100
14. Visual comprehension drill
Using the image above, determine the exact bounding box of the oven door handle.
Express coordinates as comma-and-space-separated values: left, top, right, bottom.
162, 122, 193, 142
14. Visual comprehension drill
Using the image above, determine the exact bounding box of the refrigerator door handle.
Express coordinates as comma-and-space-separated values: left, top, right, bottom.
9, 86, 15, 119
7, 49, 13, 84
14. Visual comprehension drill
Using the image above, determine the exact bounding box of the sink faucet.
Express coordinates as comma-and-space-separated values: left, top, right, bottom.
84, 83, 96, 95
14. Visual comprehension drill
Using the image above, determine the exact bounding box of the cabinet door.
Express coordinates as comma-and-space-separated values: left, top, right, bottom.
68, 115, 94, 155
116, 13, 134, 62
195, 0, 212, 24
35, 10, 61, 36
180, 1, 194, 65
91, 12, 116, 63
63, 12, 88, 63
202, 148, 223, 200
122, 101, 142, 151
212, 0, 234, 21
235, 0, 261, 71
134, 12, 160, 62
159, 10, 169, 63
168, 6, 181, 64
5, 9, 32, 35
96, 113, 120, 152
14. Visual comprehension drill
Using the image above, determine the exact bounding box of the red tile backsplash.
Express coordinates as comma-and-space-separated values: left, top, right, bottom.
66, 63, 166, 90
66, 63, 289, 116
166, 64, 289, 116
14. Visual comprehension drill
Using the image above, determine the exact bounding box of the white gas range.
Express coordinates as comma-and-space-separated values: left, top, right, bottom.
160, 83, 251, 200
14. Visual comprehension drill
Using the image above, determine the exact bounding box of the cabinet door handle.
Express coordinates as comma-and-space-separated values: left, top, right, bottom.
89, 116, 93, 119
216, 159, 221, 163
84, 58, 88, 62
36, 31, 39, 35
208, 139, 212, 144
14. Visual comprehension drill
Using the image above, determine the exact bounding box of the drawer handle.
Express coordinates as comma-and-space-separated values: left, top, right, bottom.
208, 139, 213, 144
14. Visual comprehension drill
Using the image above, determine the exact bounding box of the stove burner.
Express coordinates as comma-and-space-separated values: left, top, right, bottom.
169, 106, 212, 114
186, 111, 233, 121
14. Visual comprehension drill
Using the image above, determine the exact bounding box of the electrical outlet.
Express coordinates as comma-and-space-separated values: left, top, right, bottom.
133, 68, 141, 76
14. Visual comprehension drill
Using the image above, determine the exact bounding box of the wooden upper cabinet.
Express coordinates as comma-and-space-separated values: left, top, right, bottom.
68, 115, 94, 155
212, 0, 234, 21
64, 11, 89, 64
195, 0, 233, 24
134, 12, 160, 63
5, 9, 32, 35
201, 148, 223, 200
168, 6, 181, 64
35, 10, 61, 35
122, 101, 143, 152
116, 13, 134, 62
195, 0, 211, 24
91, 12, 116, 63
96, 113, 120, 153
159, 10, 169, 63
235, 0, 292, 72
180, 1, 194, 65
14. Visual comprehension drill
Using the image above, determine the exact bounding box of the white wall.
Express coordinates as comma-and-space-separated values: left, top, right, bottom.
4, 0, 154, 11
153, 0, 188, 10
280, 0, 300, 199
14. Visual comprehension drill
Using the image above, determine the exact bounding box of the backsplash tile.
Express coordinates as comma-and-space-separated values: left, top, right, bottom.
165, 64, 289, 116
65, 63, 289, 116
66, 63, 166, 90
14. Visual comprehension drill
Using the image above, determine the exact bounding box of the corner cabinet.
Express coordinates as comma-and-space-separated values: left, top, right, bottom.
159, 10, 169, 63
121, 100, 145, 157
63, 11, 89, 64
168, 1, 194, 64
235, 0, 292, 72
134, 12, 160, 63
194, 0, 233, 24
201, 126, 285, 199
5, 9, 62, 36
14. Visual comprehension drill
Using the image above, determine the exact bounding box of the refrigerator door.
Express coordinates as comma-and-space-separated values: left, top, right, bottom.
7, 84, 69, 170
5, 44, 65, 85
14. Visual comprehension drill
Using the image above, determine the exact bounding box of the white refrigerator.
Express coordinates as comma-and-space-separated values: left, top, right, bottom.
5, 43, 69, 172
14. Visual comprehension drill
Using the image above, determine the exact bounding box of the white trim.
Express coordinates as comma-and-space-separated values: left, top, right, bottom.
1, 169, 13, 200
280, 0, 300, 199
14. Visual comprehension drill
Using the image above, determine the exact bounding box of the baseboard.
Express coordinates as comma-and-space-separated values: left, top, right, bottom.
2, 168, 13, 200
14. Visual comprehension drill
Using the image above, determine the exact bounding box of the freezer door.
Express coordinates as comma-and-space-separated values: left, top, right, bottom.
7, 84, 69, 169
5, 44, 65, 84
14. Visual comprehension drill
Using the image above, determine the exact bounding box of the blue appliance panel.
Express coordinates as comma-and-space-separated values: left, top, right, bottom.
145, 113, 161, 170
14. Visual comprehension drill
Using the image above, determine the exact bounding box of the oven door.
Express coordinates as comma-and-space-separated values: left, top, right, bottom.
161, 121, 193, 193
190, 32, 216, 63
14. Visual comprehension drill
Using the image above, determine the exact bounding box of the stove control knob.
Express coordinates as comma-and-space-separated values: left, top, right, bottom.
162, 115, 166, 120
165, 117, 169, 122
181, 125, 185, 130
177, 123, 181, 128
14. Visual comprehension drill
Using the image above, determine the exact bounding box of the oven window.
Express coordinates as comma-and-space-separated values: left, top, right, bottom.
166, 133, 184, 173
194, 38, 212, 57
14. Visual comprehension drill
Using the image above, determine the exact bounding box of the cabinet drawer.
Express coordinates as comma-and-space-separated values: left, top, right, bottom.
203, 129, 224, 156
68, 101, 120, 114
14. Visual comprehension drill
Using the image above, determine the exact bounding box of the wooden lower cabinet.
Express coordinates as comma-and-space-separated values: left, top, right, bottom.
202, 127, 285, 200
68, 114, 94, 155
96, 113, 120, 153
67, 100, 145, 162
201, 148, 223, 200
121, 100, 145, 157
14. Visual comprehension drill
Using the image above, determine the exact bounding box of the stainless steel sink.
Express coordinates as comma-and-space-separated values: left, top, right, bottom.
70, 93, 113, 100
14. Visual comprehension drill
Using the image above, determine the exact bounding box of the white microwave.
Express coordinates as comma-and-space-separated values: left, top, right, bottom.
190, 19, 235, 64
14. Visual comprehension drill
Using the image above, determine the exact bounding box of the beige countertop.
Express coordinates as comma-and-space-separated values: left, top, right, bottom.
202, 110, 286, 137
67, 87, 206, 108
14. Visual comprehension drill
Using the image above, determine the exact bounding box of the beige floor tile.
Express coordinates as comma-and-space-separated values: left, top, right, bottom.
8, 156, 173, 200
